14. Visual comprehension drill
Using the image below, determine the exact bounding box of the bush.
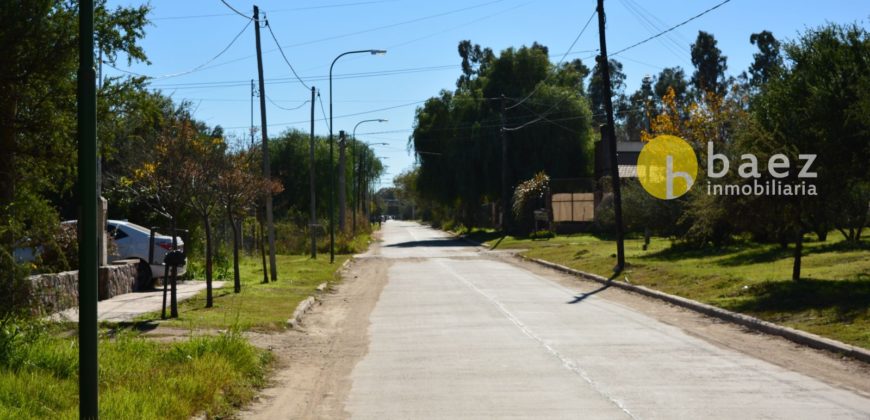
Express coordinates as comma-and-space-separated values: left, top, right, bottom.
528, 230, 555, 240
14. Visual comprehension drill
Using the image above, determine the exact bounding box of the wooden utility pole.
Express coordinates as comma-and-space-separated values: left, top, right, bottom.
253, 5, 278, 281
500, 95, 510, 232
596, 0, 626, 271
309, 86, 317, 258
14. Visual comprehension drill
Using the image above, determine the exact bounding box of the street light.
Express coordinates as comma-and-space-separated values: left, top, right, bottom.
352, 119, 387, 235
329, 49, 387, 263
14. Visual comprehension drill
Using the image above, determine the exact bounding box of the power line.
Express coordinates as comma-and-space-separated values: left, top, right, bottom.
280, 0, 507, 49
154, 0, 398, 20
146, 64, 460, 90
317, 90, 331, 133
507, 8, 597, 110
266, 94, 310, 111
264, 18, 310, 90
610, 0, 732, 57
618, 0, 687, 62
104, 18, 251, 80
219, 0, 252, 20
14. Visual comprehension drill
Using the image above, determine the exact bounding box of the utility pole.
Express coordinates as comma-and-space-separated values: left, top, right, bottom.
253, 5, 278, 281
250, 79, 255, 146
596, 0, 626, 271
309, 86, 317, 258
500, 95, 510, 232
338, 130, 347, 232
77, 0, 99, 417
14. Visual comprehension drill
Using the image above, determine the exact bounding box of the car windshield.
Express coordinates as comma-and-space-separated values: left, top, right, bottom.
114, 221, 155, 235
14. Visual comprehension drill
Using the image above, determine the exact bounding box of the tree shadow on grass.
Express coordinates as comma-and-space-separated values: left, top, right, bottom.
642, 242, 738, 262
716, 246, 792, 266
729, 278, 870, 322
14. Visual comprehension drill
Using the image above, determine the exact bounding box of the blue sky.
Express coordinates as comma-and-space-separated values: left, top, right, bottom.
104, 0, 868, 188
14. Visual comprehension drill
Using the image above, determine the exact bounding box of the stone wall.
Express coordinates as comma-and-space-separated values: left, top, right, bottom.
26, 270, 79, 316
99, 261, 139, 301
26, 261, 138, 316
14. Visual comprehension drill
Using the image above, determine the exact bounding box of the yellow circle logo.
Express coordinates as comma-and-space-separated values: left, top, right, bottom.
637, 135, 698, 199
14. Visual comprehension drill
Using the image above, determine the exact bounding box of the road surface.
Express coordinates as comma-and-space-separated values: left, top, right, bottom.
245, 221, 870, 419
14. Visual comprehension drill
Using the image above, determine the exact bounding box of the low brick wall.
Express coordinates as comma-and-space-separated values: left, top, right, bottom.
26, 261, 138, 316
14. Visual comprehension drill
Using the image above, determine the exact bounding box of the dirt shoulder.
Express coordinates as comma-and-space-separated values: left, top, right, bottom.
240, 237, 390, 420
496, 250, 870, 398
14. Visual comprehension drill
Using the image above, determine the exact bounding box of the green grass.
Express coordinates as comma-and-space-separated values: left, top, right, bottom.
466, 230, 870, 349
0, 319, 269, 419
137, 253, 351, 331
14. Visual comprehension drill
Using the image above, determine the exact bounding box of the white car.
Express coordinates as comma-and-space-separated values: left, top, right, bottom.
105, 220, 187, 281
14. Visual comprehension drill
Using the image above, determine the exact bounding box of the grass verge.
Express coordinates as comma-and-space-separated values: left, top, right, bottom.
465, 230, 870, 349
0, 318, 269, 419
137, 253, 351, 331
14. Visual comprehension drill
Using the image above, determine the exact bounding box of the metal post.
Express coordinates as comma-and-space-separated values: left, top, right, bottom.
596, 0, 626, 271
77, 0, 99, 416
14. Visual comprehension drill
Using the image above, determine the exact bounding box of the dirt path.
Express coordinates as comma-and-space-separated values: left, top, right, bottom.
240, 238, 391, 419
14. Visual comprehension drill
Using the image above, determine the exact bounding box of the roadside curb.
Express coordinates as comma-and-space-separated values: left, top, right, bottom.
287, 257, 354, 328
518, 254, 870, 364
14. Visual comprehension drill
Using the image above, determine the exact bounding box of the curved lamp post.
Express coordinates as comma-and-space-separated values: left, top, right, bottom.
329, 49, 386, 263
352, 119, 387, 235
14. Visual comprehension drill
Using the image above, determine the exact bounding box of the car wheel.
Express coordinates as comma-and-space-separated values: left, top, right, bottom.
136, 259, 153, 291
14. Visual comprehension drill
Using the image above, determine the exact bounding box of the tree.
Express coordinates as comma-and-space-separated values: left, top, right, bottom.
589, 58, 627, 126
217, 148, 274, 293
185, 131, 227, 307
748, 30, 783, 87
125, 112, 198, 318
690, 31, 728, 96
653, 67, 689, 106
0, 0, 148, 286
412, 41, 594, 229
752, 23, 870, 280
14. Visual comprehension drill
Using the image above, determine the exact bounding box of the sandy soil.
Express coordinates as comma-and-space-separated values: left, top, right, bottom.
240, 237, 391, 419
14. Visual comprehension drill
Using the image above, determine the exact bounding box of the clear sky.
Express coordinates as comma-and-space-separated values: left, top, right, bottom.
104, 0, 868, 188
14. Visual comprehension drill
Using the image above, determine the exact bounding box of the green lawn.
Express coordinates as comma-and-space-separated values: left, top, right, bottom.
0, 320, 269, 419
466, 229, 870, 349
137, 253, 351, 331
0, 240, 361, 418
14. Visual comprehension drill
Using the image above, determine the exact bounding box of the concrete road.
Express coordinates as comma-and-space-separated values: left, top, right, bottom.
344, 221, 870, 419
52, 281, 223, 322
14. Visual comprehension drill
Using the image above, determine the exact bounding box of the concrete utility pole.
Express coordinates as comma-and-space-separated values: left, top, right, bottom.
77, 0, 99, 417
338, 130, 347, 232
253, 5, 278, 281
309, 86, 317, 258
596, 0, 626, 271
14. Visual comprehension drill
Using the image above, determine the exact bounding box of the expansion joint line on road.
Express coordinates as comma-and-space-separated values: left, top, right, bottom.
434, 259, 639, 420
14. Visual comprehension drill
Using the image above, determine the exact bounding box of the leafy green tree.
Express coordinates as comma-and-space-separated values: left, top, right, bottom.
588, 58, 627, 126
748, 30, 783, 87
690, 31, 728, 96
752, 23, 869, 278
653, 67, 689, 106
412, 41, 594, 229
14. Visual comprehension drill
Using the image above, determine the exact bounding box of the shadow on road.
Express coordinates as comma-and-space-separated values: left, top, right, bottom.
385, 239, 471, 248
567, 273, 619, 304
